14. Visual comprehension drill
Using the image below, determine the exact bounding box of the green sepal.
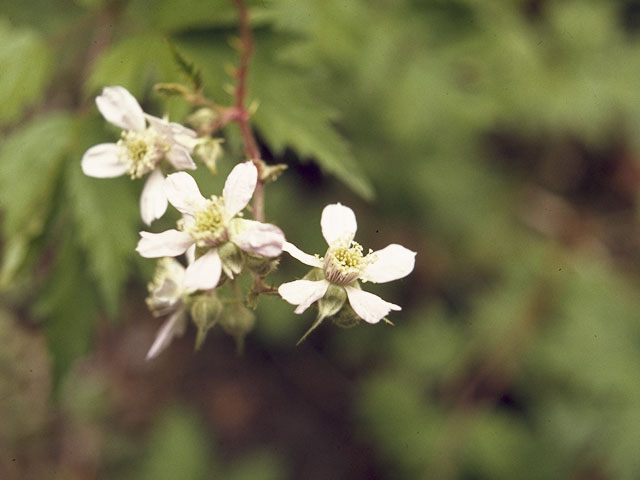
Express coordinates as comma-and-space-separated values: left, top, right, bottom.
330, 304, 361, 329
245, 254, 279, 276
218, 241, 244, 279
318, 283, 347, 319
219, 303, 255, 354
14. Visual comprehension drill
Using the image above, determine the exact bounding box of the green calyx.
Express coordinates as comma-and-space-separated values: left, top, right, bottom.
190, 294, 223, 350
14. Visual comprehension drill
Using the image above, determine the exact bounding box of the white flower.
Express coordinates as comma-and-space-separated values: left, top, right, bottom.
81, 86, 198, 225
136, 161, 285, 290
145, 257, 192, 360
278, 203, 416, 324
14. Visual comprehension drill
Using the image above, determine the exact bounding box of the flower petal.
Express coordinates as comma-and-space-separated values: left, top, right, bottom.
282, 241, 323, 268
166, 144, 197, 170
164, 172, 206, 215
222, 161, 257, 217
278, 279, 330, 314
361, 244, 416, 283
95, 86, 145, 132
136, 230, 193, 258
229, 219, 285, 257
81, 143, 127, 178
344, 286, 401, 324
321, 203, 357, 245
146, 310, 187, 360
184, 248, 222, 290
344, 287, 402, 323
145, 114, 196, 139
140, 169, 168, 225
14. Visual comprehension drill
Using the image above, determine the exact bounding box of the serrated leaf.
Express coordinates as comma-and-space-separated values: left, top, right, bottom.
66, 162, 139, 317
86, 33, 178, 98
0, 113, 72, 238
251, 44, 374, 200
165, 39, 203, 91
0, 19, 53, 126
32, 231, 97, 387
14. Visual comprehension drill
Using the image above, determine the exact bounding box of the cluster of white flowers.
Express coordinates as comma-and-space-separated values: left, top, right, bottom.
83, 86, 416, 358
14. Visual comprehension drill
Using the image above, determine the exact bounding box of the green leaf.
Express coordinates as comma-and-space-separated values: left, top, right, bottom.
0, 113, 73, 285
0, 19, 53, 126
86, 33, 178, 98
66, 162, 139, 318
251, 37, 374, 200
0, 112, 72, 237
165, 39, 203, 91
137, 406, 215, 480
33, 230, 97, 388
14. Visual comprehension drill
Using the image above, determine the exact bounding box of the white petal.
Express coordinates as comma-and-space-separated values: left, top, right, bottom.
184, 249, 222, 290
222, 161, 258, 217
278, 279, 330, 314
361, 244, 416, 283
146, 310, 187, 360
229, 219, 285, 257
344, 286, 401, 324
140, 169, 168, 225
146, 114, 196, 139
282, 241, 323, 268
166, 144, 197, 170
321, 203, 357, 246
81, 143, 127, 178
136, 230, 194, 258
96, 86, 145, 132
164, 172, 206, 215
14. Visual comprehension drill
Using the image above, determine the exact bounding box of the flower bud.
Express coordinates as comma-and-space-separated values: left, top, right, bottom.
245, 253, 279, 276
218, 241, 244, 279
186, 107, 219, 131
190, 295, 223, 350
193, 138, 223, 174
219, 303, 255, 353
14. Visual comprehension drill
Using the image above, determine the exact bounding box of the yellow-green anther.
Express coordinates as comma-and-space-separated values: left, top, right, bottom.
324, 240, 370, 285
117, 129, 165, 179
180, 196, 228, 247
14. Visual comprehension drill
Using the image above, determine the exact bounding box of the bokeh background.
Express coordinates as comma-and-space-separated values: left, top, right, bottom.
3, 0, 640, 478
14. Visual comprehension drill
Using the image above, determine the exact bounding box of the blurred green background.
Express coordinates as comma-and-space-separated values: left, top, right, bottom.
3, 0, 640, 478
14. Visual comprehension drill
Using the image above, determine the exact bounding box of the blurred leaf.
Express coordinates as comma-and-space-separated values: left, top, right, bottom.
0, 112, 72, 237
66, 161, 138, 318
86, 33, 178, 98
227, 450, 287, 480
33, 231, 98, 387
0, 19, 53, 126
166, 39, 203, 91
251, 35, 374, 200
0, 113, 72, 286
137, 406, 214, 480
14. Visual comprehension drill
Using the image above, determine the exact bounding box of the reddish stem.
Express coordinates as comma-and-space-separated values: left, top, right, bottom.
232, 0, 264, 222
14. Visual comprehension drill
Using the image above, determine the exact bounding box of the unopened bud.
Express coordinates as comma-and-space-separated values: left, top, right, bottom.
190, 295, 223, 350
218, 241, 244, 279
193, 138, 223, 174
186, 107, 219, 131
245, 254, 279, 276
219, 303, 255, 353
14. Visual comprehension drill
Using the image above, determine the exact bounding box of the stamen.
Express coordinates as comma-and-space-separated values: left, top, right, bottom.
324, 240, 371, 285
117, 129, 166, 179
181, 196, 228, 247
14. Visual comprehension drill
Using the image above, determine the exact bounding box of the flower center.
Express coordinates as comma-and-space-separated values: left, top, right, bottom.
118, 129, 167, 179
181, 196, 228, 247
324, 240, 368, 285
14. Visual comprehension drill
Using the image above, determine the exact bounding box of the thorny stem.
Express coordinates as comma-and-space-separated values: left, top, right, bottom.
233, 0, 264, 223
